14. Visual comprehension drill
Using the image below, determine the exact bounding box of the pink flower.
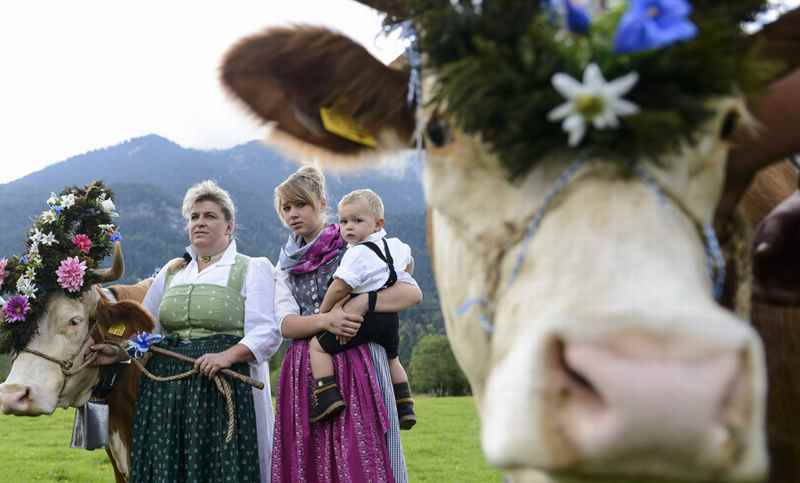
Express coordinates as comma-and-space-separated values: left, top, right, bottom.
73, 234, 93, 254
56, 256, 87, 293
3, 295, 30, 323
0, 258, 7, 290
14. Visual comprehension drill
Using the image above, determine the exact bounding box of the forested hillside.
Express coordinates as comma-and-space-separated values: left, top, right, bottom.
0, 135, 443, 366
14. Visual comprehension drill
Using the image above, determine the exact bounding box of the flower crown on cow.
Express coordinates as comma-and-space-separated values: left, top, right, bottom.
388, 0, 782, 177
0, 182, 121, 353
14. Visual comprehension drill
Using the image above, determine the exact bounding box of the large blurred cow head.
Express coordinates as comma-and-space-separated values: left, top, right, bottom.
0, 244, 125, 415
220, 2, 796, 481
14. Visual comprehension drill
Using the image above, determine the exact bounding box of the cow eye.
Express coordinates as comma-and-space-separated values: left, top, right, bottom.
719, 110, 739, 140
425, 114, 451, 148
68, 317, 83, 327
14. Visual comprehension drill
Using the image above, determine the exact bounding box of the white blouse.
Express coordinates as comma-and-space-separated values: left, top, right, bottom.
141, 240, 281, 483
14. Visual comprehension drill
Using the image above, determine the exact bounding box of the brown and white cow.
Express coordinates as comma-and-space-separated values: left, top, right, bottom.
219, 4, 800, 483
0, 245, 155, 483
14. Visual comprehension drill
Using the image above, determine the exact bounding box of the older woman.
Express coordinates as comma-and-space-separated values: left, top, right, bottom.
131, 180, 281, 483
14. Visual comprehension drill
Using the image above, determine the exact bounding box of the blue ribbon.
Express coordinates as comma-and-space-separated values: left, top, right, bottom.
128, 332, 163, 359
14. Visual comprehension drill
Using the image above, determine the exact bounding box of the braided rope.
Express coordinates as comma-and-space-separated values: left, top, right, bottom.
131, 358, 236, 443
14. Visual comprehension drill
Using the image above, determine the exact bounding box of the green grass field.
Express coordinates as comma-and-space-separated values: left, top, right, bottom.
0, 396, 502, 482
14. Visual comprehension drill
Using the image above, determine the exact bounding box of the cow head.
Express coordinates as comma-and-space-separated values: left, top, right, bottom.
221, 3, 785, 481
0, 244, 127, 415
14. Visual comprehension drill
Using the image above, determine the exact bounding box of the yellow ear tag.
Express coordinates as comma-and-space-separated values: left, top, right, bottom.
320, 107, 377, 147
107, 324, 126, 337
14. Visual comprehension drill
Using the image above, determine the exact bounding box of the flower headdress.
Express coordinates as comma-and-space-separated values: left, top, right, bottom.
0, 182, 121, 353
389, 0, 782, 177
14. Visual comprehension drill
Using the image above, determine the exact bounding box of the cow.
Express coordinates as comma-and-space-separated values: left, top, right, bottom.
219, 2, 800, 483
0, 244, 155, 483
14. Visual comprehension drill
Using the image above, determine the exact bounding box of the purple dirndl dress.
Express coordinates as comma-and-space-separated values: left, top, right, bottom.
271, 252, 396, 483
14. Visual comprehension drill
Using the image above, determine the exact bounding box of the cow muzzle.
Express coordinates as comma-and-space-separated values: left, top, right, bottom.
0, 383, 41, 416
483, 330, 767, 482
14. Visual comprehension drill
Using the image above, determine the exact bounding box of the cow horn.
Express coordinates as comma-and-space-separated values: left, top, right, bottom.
352, 0, 409, 18
92, 242, 124, 283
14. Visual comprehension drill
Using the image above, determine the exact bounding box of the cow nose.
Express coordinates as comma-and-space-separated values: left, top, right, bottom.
556, 334, 751, 469
0, 384, 33, 415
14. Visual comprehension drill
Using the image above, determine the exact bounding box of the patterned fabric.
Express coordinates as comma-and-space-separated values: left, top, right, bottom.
130, 335, 261, 483
368, 343, 408, 483
279, 224, 346, 275
158, 254, 249, 339
271, 340, 393, 483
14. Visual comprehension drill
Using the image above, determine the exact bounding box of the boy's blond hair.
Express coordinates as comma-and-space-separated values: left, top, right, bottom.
339, 189, 384, 219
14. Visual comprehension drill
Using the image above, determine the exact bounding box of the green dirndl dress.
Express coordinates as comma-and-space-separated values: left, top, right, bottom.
130, 255, 261, 483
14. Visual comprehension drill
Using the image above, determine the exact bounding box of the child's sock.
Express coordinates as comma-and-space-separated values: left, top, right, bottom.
311, 375, 346, 423
393, 382, 416, 430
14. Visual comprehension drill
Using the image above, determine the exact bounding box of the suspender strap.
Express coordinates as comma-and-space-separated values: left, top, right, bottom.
360, 239, 397, 289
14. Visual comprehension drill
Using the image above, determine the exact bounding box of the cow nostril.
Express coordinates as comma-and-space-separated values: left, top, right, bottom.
552, 338, 605, 410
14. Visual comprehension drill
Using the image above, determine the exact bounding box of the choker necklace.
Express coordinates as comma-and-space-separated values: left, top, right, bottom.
198, 252, 225, 264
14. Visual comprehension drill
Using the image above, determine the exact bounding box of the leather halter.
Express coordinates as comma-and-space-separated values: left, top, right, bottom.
15, 294, 112, 401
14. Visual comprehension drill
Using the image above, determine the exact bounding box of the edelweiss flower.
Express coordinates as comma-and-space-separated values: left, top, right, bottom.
61, 193, 76, 209
40, 232, 57, 246
547, 63, 639, 146
39, 210, 57, 224
17, 276, 38, 299
47, 192, 60, 207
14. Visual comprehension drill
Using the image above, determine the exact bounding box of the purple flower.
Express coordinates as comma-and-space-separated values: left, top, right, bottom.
56, 256, 87, 293
3, 295, 30, 323
565, 0, 591, 34
613, 0, 697, 54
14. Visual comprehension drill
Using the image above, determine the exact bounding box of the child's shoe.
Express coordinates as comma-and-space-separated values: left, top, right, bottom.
393, 382, 416, 430
311, 376, 346, 422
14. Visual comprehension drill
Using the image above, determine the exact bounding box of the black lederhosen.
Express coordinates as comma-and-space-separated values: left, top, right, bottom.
316, 239, 400, 359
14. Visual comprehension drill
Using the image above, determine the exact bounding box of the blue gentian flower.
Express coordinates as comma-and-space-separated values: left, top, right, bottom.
565, 0, 591, 34
53, 206, 64, 215
613, 0, 697, 54
110, 232, 122, 242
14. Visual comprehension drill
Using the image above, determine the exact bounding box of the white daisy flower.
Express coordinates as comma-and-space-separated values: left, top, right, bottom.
61, 193, 77, 209
39, 210, 57, 224
40, 232, 57, 246
17, 276, 37, 299
100, 198, 117, 216
547, 63, 640, 146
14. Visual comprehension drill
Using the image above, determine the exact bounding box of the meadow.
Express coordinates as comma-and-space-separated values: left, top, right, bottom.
0, 396, 503, 482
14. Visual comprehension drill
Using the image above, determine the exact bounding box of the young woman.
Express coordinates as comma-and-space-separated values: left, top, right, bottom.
271, 166, 422, 483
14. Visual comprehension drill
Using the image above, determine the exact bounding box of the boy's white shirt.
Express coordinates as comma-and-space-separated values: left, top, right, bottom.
274, 228, 419, 334
334, 228, 413, 293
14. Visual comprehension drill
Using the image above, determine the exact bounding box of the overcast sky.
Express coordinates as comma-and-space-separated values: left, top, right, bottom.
0, 1, 797, 185
0, 0, 404, 184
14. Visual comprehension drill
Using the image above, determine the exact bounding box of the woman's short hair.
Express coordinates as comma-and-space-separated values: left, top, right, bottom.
182, 180, 236, 231
339, 189, 384, 219
274, 166, 329, 226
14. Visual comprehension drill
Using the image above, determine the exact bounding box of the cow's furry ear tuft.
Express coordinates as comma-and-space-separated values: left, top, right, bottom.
96, 301, 156, 339
221, 25, 415, 166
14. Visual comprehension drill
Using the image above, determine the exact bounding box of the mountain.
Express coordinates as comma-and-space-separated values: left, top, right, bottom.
0, 135, 443, 363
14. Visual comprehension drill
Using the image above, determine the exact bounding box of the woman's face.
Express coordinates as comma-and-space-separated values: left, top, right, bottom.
280, 199, 324, 241
189, 200, 232, 254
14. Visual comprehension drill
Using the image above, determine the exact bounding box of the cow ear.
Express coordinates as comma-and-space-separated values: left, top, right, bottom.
221, 25, 415, 166
95, 301, 157, 339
